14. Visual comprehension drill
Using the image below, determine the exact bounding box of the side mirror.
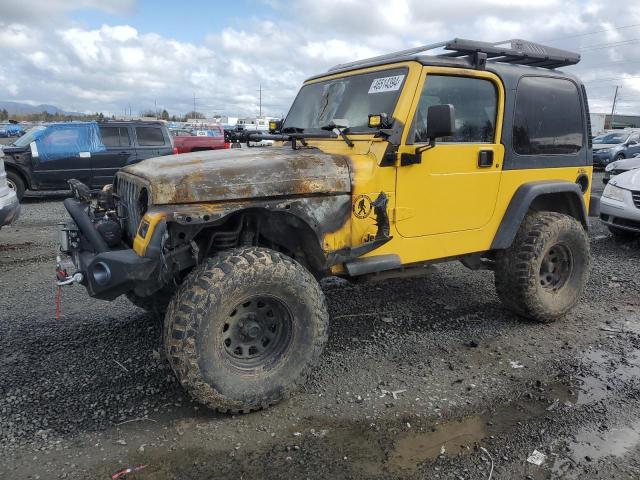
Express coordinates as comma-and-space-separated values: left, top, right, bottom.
269, 119, 283, 134
399, 104, 455, 166
426, 104, 455, 140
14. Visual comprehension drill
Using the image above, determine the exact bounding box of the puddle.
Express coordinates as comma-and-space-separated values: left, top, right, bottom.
573, 349, 640, 405
571, 422, 640, 460
552, 421, 640, 478
388, 416, 486, 471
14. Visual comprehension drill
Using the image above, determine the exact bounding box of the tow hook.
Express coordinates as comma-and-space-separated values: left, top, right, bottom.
55, 256, 83, 321
56, 272, 84, 286
55, 255, 83, 286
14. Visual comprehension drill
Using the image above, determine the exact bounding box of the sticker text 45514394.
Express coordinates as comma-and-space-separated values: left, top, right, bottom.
368, 75, 405, 94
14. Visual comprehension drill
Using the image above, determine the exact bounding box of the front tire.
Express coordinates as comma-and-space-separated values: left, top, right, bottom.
6, 170, 25, 201
495, 212, 590, 323
164, 247, 329, 413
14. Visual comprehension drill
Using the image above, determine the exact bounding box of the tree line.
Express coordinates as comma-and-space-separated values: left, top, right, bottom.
0, 109, 206, 123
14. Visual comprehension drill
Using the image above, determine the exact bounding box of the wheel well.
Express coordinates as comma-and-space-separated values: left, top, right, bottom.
529, 192, 587, 228
491, 183, 588, 250
4, 164, 29, 189
192, 209, 326, 275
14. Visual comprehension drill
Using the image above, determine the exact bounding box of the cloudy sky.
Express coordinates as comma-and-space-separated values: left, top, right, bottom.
1, 0, 640, 118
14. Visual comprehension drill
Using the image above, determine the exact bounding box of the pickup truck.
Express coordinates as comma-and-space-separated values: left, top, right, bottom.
173, 126, 228, 153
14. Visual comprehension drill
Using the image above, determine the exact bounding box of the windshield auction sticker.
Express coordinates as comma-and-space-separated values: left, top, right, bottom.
368, 75, 405, 94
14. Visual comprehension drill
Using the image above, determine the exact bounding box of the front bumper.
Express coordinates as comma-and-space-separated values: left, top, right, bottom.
593, 153, 613, 168
57, 198, 163, 300
600, 191, 640, 233
0, 190, 20, 227
57, 249, 159, 300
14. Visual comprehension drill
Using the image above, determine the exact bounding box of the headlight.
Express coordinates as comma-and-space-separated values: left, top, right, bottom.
602, 183, 626, 202
605, 162, 617, 172
596, 148, 612, 154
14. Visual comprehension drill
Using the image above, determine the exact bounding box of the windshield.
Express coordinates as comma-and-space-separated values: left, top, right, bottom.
13, 125, 47, 147
283, 67, 407, 133
593, 132, 629, 144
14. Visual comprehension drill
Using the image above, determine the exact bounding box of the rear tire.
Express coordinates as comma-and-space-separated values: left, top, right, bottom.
6, 170, 25, 201
495, 212, 590, 323
164, 247, 329, 413
608, 225, 638, 240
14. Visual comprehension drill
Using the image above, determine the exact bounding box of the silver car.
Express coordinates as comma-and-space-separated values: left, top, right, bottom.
603, 155, 640, 184
0, 149, 21, 229
600, 168, 640, 238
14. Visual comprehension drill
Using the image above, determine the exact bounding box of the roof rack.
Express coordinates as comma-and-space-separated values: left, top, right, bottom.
329, 38, 580, 72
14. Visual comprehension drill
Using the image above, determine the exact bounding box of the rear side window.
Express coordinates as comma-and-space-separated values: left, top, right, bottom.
100, 126, 132, 147
513, 77, 583, 155
100, 127, 120, 147
136, 127, 165, 146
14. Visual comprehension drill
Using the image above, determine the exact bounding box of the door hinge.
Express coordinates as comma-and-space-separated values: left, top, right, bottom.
392, 207, 414, 222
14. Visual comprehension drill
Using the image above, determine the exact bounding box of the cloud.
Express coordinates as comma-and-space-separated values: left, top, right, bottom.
1, 0, 640, 116
1, 0, 134, 23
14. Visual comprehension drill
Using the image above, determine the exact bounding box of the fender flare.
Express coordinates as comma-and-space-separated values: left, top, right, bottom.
491, 181, 588, 250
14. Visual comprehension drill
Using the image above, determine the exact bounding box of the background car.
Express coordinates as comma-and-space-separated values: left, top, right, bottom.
600, 168, 640, 239
603, 154, 640, 183
0, 149, 20, 229
173, 126, 228, 153
592, 130, 640, 169
2, 121, 175, 200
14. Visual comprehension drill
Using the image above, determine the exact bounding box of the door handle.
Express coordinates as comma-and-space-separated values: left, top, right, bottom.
118, 151, 130, 156
478, 150, 494, 168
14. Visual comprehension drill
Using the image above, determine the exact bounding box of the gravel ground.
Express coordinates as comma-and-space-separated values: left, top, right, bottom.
1, 172, 640, 479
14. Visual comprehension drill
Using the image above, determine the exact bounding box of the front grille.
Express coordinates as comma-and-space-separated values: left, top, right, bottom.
632, 190, 640, 209
115, 175, 145, 241
611, 169, 626, 176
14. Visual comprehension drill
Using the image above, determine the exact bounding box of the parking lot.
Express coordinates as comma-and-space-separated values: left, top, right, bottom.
0, 173, 638, 479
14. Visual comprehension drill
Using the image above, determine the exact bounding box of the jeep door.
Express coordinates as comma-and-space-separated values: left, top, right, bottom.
91, 126, 137, 188
134, 126, 172, 161
30, 125, 92, 189
395, 68, 504, 237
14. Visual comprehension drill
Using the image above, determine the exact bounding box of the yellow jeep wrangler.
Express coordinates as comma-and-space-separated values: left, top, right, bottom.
57, 39, 594, 413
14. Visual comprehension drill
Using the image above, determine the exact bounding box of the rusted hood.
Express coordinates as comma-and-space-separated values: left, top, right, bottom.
121, 147, 352, 204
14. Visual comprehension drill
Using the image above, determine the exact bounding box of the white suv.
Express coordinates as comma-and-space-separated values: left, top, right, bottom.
600, 168, 640, 238
0, 149, 21, 229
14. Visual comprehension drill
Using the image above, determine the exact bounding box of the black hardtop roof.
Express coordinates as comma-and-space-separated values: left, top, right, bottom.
97, 120, 167, 126
306, 38, 583, 86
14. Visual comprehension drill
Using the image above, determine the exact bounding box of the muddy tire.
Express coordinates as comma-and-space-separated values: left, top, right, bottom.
608, 225, 638, 240
495, 212, 590, 323
164, 247, 329, 413
126, 287, 174, 317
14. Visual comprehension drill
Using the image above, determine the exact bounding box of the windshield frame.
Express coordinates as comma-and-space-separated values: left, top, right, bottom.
283, 65, 409, 137
12, 125, 47, 147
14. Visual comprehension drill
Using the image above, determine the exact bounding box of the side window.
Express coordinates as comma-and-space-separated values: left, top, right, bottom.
119, 127, 131, 146
629, 134, 639, 145
136, 127, 165, 146
513, 77, 583, 155
100, 127, 120, 148
413, 75, 497, 143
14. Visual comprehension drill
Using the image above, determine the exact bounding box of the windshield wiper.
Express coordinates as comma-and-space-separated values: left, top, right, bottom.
321, 120, 354, 148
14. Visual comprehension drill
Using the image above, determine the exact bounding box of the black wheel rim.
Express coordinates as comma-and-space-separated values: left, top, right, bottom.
539, 243, 573, 291
221, 295, 293, 370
